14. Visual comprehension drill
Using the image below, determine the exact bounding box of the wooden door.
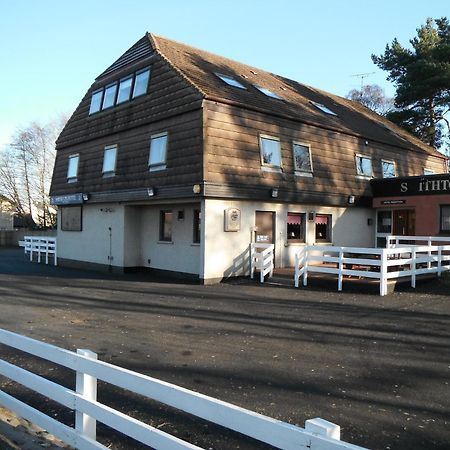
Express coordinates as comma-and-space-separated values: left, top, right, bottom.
255, 211, 275, 244
393, 209, 415, 236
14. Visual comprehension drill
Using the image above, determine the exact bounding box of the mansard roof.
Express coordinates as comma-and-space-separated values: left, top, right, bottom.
148, 33, 444, 159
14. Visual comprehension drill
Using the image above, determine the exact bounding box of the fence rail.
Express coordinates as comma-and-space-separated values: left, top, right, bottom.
295, 245, 450, 296
0, 329, 366, 449
250, 243, 274, 283
386, 235, 450, 248
22, 236, 57, 265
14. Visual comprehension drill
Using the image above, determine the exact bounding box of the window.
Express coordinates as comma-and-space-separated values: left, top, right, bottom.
148, 133, 168, 171
310, 101, 337, 116
424, 168, 436, 175
355, 154, 373, 177
315, 214, 332, 242
117, 76, 133, 104
215, 73, 246, 89
440, 205, 450, 233
287, 213, 305, 242
61, 206, 82, 231
377, 210, 392, 233
89, 89, 103, 114
382, 160, 396, 178
102, 83, 118, 109
253, 85, 282, 99
260, 135, 282, 168
293, 142, 313, 174
67, 154, 79, 182
133, 68, 151, 98
193, 209, 201, 243
159, 211, 173, 242
102, 145, 117, 176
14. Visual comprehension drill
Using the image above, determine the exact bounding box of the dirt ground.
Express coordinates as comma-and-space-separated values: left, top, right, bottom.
0, 247, 449, 450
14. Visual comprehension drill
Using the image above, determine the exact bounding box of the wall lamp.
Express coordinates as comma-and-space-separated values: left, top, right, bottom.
271, 188, 279, 198
82, 193, 89, 201
193, 184, 202, 194
147, 187, 155, 197
348, 195, 355, 204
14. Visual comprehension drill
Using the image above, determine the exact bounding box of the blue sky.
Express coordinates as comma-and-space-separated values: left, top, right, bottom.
0, 0, 448, 148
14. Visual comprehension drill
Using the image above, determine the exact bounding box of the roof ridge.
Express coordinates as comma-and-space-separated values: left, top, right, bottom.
147, 32, 207, 98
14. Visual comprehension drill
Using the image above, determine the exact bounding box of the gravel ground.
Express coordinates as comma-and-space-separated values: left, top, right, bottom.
0, 247, 449, 450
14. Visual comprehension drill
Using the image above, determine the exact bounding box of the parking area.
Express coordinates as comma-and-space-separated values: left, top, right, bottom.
0, 247, 449, 449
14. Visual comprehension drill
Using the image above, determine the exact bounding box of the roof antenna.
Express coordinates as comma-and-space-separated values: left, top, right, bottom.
351, 72, 376, 98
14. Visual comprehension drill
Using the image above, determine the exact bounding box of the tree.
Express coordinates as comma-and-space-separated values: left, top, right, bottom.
372, 17, 450, 151
0, 116, 67, 228
346, 84, 394, 115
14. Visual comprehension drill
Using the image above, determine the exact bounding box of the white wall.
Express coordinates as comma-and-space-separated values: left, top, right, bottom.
202, 199, 376, 281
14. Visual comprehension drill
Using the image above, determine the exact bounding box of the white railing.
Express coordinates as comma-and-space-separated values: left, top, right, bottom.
250, 243, 274, 283
386, 235, 450, 248
295, 245, 450, 296
0, 329, 366, 450
23, 236, 57, 266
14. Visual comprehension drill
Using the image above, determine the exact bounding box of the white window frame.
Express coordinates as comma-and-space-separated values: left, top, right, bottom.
381, 159, 396, 178
355, 154, 373, 178
132, 68, 151, 98
102, 145, 117, 177
424, 168, 436, 175
259, 134, 282, 170
292, 141, 313, 177
116, 76, 133, 104
89, 89, 103, 115
67, 154, 79, 182
102, 82, 118, 109
148, 132, 168, 172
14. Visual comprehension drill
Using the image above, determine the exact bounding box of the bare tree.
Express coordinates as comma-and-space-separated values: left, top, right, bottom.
346, 84, 394, 116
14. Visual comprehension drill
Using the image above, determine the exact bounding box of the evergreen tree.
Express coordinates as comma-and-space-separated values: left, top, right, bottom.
372, 17, 450, 151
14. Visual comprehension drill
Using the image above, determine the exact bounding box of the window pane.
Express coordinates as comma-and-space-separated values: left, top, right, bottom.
261, 137, 281, 167
293, 143, 312, 172
287, 213, 305, 241
315, 214, 331, 241
382, 161, 395, 178
160, 211, 173, 241
377, 211, 392, 233
311, 101, 337, 116
356, 156, 373, 176
67, 155, 79, 180
215, 73, 246, 89
102, 83, 117, 109
89, 90, 103, 114
117, 77, 133, 104
441, 206, 450, 232
133, 69, 150, 98
102, 146, 117, 174
254, 85, 281, 99
149, 134, 168, 170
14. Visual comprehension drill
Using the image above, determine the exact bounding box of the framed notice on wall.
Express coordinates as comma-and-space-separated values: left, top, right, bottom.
224, 208, 241, 232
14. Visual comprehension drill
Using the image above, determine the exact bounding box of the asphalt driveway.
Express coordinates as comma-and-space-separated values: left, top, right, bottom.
0, 248, 449, 449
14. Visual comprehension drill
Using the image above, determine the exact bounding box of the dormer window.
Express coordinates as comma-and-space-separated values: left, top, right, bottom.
89, 89, 103, 114
310, 101, 337, 116
117, 76, 133, 104
67, 154, 79, 183
102, 83, 118, 109
133, 68, 151, 98
253, 85, 282, 100
215, 73, 246, 89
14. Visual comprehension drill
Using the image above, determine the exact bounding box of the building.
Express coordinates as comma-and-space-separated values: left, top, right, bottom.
0, 195, 14, 230
49, 34, 447, 283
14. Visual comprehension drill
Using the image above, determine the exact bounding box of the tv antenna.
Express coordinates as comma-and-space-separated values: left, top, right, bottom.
351, 72, 376, 91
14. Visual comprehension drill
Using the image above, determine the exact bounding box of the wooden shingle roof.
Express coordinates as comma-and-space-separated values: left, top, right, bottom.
149, 33, 445, 159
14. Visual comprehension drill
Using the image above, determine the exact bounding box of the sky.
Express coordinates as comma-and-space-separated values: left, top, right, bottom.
0, 0, 449, 149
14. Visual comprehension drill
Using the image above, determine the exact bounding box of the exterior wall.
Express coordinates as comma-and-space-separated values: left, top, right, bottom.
374, 194, 450, 236
201, 198, 375, 281
0, 212, 13, 230
57, 204, 126, 268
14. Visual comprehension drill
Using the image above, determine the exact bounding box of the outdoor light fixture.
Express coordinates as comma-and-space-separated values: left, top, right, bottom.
193, 184, 201, 194
348, 195, 355, 204
147, 187, 155, 197
308, 212, 315, 221
82, 193, 89, 201
271, 188, 279, 198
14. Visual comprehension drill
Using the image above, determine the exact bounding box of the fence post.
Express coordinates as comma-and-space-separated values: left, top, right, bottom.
411, 248, 416, 288
380, 249, 387, 296
76, 349, 97, 441
338, 248, 344, 291
303, 246, 309, 287
427, 238, 432, 269
54, 239, 58, 266
250, 244, 254, 279
437, 246, 442, 277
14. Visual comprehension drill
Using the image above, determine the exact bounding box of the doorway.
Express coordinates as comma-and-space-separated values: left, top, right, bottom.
393, 209, 415, 236
254, 211, 275, 244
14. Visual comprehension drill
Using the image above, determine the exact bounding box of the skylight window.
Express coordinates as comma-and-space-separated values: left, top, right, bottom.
253, 85, 282, 100
215, 73, 246, 89
310, 101, 337, 116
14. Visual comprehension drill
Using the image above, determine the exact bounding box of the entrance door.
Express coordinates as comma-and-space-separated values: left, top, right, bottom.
255, 211, 275, 244
393, 209, 415, 236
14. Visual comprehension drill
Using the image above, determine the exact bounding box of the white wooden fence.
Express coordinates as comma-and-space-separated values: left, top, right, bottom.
0, 329, 366, 450
294, 245, 450, 296
20, 236, 57, 266
250, 243, 274, 283
386, 235, 450, 248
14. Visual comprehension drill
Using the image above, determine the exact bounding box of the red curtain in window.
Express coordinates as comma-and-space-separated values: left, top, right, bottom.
315, 215, 328, 225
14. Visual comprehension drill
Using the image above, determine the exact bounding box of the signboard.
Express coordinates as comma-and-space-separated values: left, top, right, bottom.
381, 200, 406, 205
224, 208, 241, 232
50, 193, 84, 205
371, 174, 450, 197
